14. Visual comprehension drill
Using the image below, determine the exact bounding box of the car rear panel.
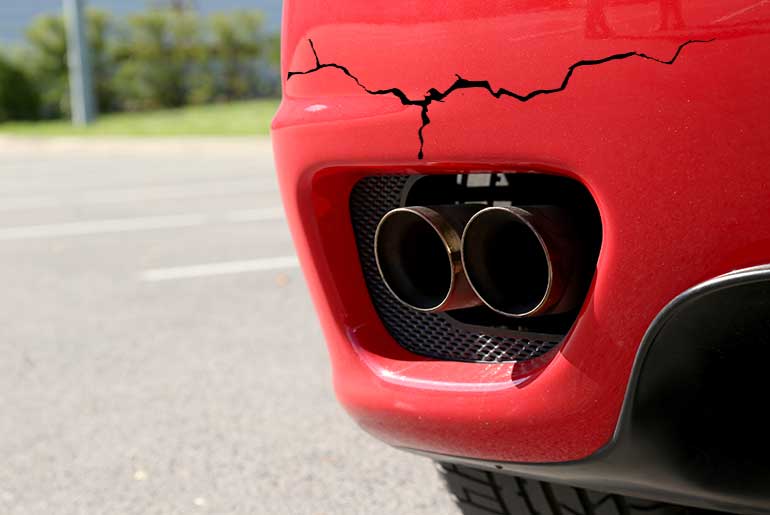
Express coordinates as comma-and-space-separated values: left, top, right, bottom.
272, 0, 770, 466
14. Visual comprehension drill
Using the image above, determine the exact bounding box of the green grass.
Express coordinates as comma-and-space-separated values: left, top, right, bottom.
0, 99, 280, 136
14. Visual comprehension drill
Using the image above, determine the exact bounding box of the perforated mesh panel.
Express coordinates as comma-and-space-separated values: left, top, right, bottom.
349, 175, 561, 363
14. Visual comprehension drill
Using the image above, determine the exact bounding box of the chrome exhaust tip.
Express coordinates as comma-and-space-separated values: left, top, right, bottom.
374, 205, 484, 313
461, 206, 580, 318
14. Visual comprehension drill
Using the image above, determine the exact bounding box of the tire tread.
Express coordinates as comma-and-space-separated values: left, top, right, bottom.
437, 462, 695, 515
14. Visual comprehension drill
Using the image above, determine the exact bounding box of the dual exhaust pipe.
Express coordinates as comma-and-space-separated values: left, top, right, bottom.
374, 204, 582, 317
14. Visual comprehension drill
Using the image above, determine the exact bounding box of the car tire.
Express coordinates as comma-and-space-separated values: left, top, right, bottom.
437, 462, 723, 515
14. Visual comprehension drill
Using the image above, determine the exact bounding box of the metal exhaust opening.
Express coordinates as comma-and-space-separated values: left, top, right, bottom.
374, 205, 483, 312
462, 206, 578, 318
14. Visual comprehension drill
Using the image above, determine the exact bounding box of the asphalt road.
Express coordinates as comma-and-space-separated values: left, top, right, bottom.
0, 138, 459, 515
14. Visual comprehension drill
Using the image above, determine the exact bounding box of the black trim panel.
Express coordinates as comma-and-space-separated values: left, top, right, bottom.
409, 266, 770, 514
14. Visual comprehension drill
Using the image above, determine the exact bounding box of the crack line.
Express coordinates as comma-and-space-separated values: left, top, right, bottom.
287, 38, 714, 160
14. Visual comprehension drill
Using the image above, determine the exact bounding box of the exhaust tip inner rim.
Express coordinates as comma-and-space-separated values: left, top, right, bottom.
461, 206, 554, 318
374, 207, 459, 313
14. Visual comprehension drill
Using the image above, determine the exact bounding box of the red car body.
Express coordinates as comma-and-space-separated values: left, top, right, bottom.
272, 1, 770, 512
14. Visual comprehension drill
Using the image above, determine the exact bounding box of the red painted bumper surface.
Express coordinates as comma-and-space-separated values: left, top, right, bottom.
272, 0, 770, 463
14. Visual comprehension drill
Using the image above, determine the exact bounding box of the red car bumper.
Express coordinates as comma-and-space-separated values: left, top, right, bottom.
272, 0, 770, 467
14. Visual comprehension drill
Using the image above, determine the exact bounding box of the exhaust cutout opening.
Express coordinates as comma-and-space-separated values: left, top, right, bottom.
462, 208, 553, 317
351, 173, 602, 362
374, 208, 453, 311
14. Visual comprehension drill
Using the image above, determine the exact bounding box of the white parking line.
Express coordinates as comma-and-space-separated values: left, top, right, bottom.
223, 207, 285, 222
0, 209, 283, 241
140, 256, 300, 281
80, 180, 275, 204
0, 195, 55, 211
0, 179, 277, 212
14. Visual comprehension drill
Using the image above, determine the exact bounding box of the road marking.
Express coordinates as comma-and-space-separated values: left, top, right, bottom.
0, 209, 283, 241
140, 256, 300, 281
0, 179, 277, 212
715, 0, 770, 22
223, 207, 285, 222
79, 180, 275, 204
0, 195, 56, 211
0, 214, 207, 240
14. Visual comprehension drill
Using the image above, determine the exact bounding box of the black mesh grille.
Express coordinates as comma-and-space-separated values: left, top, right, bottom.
349, 175, 561, 363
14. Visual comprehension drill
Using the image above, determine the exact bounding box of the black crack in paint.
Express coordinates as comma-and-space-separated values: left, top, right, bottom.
287, 38, 714, 160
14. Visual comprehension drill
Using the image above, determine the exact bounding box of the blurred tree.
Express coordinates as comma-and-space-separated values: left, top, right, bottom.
112, 10, 211, 110
0, 54, 41, 122
15, 7, 280, 118
261, 31, 281, 96
264, 32, 280, 70
21, 9, 115, 118
209, 10, 279, 99
210, 10, 263, 100
88, 9, 118, 113
147, 0, 197, 12
22, 14, 68, 117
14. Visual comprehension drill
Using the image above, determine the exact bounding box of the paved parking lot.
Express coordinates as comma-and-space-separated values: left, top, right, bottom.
0, 138, 459, 515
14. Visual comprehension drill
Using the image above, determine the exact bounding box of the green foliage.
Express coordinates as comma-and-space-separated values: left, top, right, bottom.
112, 10, 211, 110
264, 32, 280, 70
88, 9, 118, 112
10, 8, 280, 121
111, 9, 280, 109
22, 14, 68, 117
21, 9, 116, 118
0, 54, 41, 122
210, 10, 266, 100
